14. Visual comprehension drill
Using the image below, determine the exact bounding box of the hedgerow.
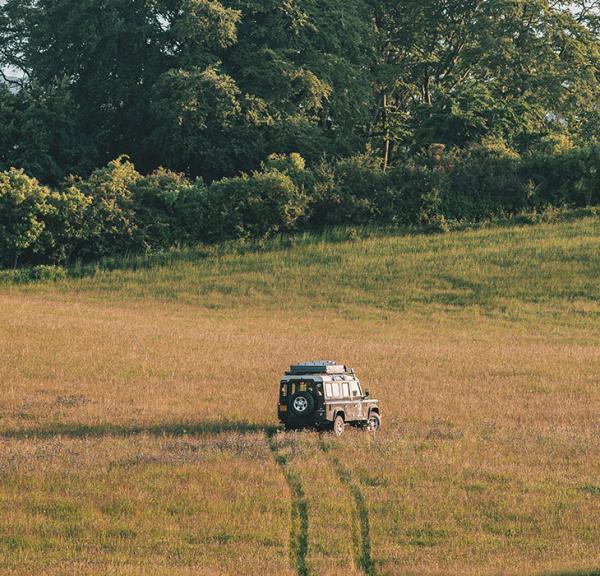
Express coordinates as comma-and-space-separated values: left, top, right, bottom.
0, 144, 599, 268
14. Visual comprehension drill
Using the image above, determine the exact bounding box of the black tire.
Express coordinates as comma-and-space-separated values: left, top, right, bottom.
333, 414, 345, 437
289, 391, 315, 417
366, 412, 381, 432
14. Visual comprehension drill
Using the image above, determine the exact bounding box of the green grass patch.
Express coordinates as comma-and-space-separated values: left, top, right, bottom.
2, 213, 598, 324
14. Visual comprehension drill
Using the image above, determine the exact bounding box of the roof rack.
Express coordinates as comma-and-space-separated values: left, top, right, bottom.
288, 361, 348, 375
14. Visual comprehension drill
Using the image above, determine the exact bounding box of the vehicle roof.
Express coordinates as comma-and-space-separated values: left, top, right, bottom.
281, 373, 358, 382
287, 360, 352, 375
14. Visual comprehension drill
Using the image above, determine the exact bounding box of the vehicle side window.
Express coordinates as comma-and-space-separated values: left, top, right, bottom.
325, 383, 333, 397
341, 382, 350, 398
350, 381, 361, 398
332, 382, 341, 397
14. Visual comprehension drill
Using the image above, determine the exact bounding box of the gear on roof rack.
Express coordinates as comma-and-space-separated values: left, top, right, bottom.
288, 361, 347, 375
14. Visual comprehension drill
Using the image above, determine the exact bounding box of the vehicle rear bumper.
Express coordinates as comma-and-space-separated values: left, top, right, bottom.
278, 408, 327, 428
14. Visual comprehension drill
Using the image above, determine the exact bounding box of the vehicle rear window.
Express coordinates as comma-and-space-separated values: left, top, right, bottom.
287, 381, 313, 395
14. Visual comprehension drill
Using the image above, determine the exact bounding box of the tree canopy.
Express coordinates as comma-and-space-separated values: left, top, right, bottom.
1, 0, 599, 183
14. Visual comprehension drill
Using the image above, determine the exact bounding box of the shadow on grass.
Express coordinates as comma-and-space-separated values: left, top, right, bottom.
0, 420, 279, 440
540, 568, 600, 576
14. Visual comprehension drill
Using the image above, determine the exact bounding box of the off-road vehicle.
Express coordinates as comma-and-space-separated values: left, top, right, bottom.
277, 361, 381, 436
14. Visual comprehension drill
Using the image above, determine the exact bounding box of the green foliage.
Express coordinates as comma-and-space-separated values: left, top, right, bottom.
65, 157, 142, 259
261, 153, 316, 200
174, 0, 241, 66
520, 144, 600, 208
1, 264, 68, 283
150, 66, 245, 178
2, 0, 600, 180
371, 0, 600, 163
385, 163, 447, 226
1, 0, 375, 178
0, 81, 92, 184
262, 153, 306, 174
0, 168, 51, 267
172, 180, 211, 245
440, 140, 525, 221
1, 144, 600, 268
205, 169, 308, 240
42, 185, 92, 264
132, 168, 194, 251
225, 0, 373, 160
309, 155, 387, 225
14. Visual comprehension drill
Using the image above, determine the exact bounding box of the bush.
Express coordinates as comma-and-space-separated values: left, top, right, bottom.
520, 144, 600, 208
0, 168, 52, 268
309, 155, 386, 226
262, 153, 315, 197
66, 156, 142, 259
1, 145, 600, 270
262, 152, 306, 175
131, 168, 197, 250
42, 186, 92, 264
384, 163, 447, 225
172, 178, 210, 245
441, 140, 526, 221
205, 169, 307, 241
21, 264, 67, 282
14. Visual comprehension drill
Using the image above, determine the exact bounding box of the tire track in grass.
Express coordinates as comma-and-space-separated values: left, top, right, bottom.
267, 431, 311, 576
319, 436, 376, 576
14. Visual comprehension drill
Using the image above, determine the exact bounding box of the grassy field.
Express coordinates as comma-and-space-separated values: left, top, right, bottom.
1, 216, 600, 575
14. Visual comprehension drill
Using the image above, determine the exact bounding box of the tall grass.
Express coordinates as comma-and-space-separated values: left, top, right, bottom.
3, 213, 600, 323
1, 215, 599, 575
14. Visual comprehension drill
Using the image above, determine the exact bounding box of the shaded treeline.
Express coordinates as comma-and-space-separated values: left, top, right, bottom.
0, 0, 599, 184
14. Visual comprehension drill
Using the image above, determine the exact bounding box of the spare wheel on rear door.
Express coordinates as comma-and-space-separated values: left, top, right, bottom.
290, 391, 315, 416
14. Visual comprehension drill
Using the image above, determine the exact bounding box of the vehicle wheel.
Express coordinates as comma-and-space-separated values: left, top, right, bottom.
289, 392, 315, 417
366, 412, 381, 432
333, 414, 345, 437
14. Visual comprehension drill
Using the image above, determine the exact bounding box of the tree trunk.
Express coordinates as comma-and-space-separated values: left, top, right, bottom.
422, 70, 432, 106
382, 93, 390, 172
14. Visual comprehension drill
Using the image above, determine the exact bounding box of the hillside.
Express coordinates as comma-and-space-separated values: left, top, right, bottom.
1, 217, 599, 576
9, 215, 600, 317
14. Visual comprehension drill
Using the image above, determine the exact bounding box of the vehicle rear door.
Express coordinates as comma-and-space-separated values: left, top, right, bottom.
287, 379, 317, 417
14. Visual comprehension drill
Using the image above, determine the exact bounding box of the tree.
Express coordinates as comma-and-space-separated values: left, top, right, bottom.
225, 0, 374, 160
150, 66, 245, 178
2, 0, 169, 172
1, 0, 375, 180
1, 0, 599, 182
369, 0, 600, 165
0, 168, 51, 267
0, 79, 93, 184
131, 167, 198, 250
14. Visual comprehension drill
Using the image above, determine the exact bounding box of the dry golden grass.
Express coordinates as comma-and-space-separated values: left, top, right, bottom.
269, 432, 361, 576
1, 218, 599, 575
0, 433, 292, 576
